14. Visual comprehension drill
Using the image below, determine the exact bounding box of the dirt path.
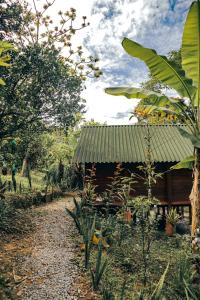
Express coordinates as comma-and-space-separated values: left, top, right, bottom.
0, 197, 98, 300
17, 198, 78, 299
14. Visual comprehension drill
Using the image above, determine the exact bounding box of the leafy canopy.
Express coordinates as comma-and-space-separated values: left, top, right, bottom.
0, 0, 102, 139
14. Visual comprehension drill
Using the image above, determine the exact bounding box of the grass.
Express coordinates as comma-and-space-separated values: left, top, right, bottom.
73, 207, 200, 299
1, 170, 45, 192
86, 231, 191, 299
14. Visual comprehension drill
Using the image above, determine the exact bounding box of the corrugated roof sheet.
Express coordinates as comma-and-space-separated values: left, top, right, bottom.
73, 125, 193, 163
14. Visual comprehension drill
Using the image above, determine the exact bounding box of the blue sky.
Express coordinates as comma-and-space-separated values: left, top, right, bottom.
35, 0, 194, 124
81, 0, 193, 124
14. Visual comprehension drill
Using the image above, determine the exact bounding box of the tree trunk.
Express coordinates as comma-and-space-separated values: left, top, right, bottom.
58, 159, 64, 184
21, 157, 29, 177
190, 148, 200, 236
21, 154, 32, 190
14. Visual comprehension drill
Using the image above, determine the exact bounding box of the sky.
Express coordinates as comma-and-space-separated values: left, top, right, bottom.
34, 0, 193, 124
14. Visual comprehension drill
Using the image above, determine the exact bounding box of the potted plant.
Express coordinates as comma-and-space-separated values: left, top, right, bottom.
165, 208, 180, 237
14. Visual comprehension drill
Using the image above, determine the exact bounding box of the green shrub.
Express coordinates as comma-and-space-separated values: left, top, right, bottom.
0, 197, 31, 233
82, 215, 96, 269
90, 242, 108, 291
0, 274, 13, 300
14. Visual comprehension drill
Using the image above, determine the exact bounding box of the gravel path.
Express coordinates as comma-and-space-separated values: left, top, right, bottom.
20, 197, 80, 300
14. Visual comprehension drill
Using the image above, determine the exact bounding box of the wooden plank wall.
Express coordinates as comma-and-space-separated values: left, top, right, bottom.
85, 162, 192, 205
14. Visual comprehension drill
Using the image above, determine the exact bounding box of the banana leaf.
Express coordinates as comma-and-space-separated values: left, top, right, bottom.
182, 1, 200, 106
122, 38, 195, 100
177, 127, 200, 148
105, 87, 164, 99
171, 156, 195, 170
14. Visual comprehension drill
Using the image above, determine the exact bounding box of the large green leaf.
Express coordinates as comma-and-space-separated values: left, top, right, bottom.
105, 86, 188, 112
122, 38, 195, 100
0, 41, 14, 55
135, 95, 186, 118
178, 127, 200, 148
182, 1, 200, 106
0, 41, 14, 86
105, 87, 180, 103
0, 56, 11, 67
0, 78, 5, 85
105, 87, 162, 99
137, 105, 182, 117
149, 263, 169, 300
171, 155, 195, 170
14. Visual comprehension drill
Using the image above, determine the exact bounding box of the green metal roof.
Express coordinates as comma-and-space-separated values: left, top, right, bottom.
73, 125, 193, 163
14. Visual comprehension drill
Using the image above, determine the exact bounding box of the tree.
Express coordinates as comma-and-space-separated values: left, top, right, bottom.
0, 0, 23, 40
0, 45, 84, 138
0, 40, 14, 85
106, 0, 200, 236
0, 0, 101, 139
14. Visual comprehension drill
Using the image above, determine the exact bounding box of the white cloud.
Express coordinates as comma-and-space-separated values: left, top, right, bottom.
29, 0, 194, 124
82, 81, 138, 125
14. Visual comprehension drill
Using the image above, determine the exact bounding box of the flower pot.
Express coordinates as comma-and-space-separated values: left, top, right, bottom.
165, 222, 174, 237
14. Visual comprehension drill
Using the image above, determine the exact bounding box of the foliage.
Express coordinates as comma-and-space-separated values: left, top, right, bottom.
58, 164, 83, 191
136, 263, 169, 300
0, 0, 24, 40
99, 163, 136, 208
0, 0, 102, 140
0, 45, 84, 139
0, 196, 31, 233
71, 184, 200, 299
65, 198, 83, 235
166, 208, 180, 225
0, 40, 14, 85
1, 170, 45, 193
171, 155, 195, 170
65, 198, 96, 269
90, 242, 108, 291
132, 196, 158, 286
0, 125, 83, 195
101, 288, 115, 300
82, 164, 97, 204
0, 274, 13, 300
82, 215, 96, 269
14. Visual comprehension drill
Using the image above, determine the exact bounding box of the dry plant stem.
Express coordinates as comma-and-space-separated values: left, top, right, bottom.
146, 125, 153, 200
190, 147, 200, 236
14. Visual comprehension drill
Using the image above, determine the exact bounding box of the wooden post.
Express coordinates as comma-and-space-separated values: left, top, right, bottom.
166, 172, 173, 204
162, 206, 166, 216
189, 205, 192, 225
181, 206, 184, 218
157, 206, 160, 215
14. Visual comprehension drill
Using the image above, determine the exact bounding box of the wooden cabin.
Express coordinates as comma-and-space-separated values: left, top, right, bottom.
73, 124, 193, 219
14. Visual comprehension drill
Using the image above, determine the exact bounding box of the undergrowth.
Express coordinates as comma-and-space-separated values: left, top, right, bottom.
0, 197, 33, 234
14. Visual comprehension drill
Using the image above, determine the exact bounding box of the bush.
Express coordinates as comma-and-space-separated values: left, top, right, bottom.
0, 189, 63, 233
0, 197, 32, 233
6, 189, 63, 209
0, 274, 13, 300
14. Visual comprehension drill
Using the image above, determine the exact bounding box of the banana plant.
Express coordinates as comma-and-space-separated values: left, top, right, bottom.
105, 0, 200, 236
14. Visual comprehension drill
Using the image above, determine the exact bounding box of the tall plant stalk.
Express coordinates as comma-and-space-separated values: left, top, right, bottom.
134, 126, 160, 286
190, 147, 200, 235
